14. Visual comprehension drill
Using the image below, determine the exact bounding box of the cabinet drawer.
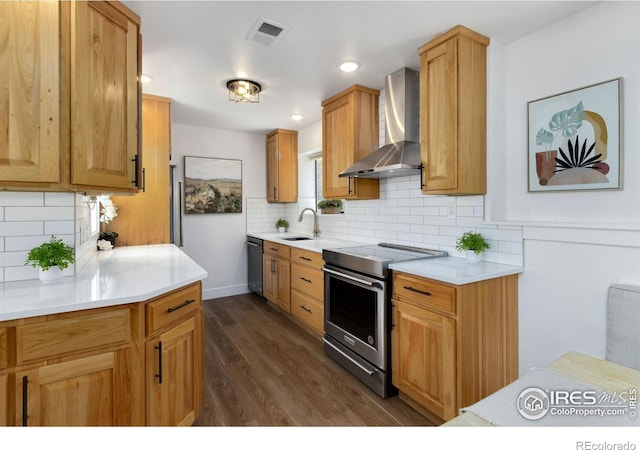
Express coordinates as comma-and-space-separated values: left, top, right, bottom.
291, 291, 324, 334
290, 248, 324, 270
0, 328, 7, 370
264, 241, 291, 259
291, 264, 323, 301
393, 272, 456, 316
16, 308, 131, 365
146, 283, 202, 336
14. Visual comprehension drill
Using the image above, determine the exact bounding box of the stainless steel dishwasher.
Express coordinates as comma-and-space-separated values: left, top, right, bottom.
246, 236, 263, 296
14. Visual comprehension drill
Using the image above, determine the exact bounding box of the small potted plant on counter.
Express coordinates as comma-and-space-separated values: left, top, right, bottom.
276, 218, 289, 233
455, 231, 490, 263
25, 235, 75, 282
98, 196, 119, 250
317, 199, 343, 214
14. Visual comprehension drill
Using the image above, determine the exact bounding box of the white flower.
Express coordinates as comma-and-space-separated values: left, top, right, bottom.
97, 239, 113, 251
99, 197, 118, 224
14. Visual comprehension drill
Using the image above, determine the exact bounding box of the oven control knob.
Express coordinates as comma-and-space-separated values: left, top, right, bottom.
368, 335, 375, 345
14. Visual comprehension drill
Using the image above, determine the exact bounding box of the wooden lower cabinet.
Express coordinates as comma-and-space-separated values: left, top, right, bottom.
289, 248, 325, 334
145, 282, 204, 426
263, 242, 291, 313
391, 272, 518, 423
0, 281, 204, 426
15, 351, 130, 426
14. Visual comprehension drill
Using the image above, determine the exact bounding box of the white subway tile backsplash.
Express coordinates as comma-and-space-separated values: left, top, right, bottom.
0, 221, 44, 236
45, 220, 75, 235
45, 192, 76, 206
5, 206, 75, 221
0, 192, 44, 206
0, 251, 30, 268
5, 235, 49, 252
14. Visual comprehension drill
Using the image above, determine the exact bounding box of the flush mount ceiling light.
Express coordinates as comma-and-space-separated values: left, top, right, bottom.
339, 61, 360, 73
226, 79, 262, 103
290, 114, 303, 121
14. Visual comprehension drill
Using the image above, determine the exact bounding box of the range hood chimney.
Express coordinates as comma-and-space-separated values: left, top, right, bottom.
339, 67, 421, 179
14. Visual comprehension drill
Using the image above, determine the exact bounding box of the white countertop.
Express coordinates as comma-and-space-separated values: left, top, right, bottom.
248, 232, 366, 253
0, 244, 208, 322
389, 256, 523, 285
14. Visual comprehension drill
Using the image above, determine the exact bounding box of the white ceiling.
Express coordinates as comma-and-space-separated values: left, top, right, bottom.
124, 1, 597, 135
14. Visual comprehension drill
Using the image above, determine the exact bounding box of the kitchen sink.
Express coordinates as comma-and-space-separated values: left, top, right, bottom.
283, 237, 313, 241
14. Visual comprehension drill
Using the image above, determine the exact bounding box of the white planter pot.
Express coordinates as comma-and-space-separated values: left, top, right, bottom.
278, 227, 286, 233
39, 266, 63, 283
466, 250, 483, 263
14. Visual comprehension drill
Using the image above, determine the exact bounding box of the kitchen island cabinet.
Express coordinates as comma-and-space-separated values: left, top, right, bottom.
0, 0, 142, 194
418, 25, 489, 195
391, 271, 518, 423
145, 283, 203, 426
321, 85, 380, 200
0, 245, 207, 426
266, 129, 298, 203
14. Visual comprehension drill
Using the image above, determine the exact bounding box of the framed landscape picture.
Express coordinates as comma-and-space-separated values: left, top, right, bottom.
527, 78, 621, 192
184, 156, 242, 213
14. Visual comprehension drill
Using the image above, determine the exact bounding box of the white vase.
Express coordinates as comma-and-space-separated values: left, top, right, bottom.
278, 227, 286, 233
466, 250, 483, 263
39, 266, 63, 282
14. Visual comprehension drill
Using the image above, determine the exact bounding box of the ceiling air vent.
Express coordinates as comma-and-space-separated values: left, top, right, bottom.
247, 17, 289, 46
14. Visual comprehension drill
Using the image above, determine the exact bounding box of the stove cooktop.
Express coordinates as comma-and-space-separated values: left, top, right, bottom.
323, 243, 447, 278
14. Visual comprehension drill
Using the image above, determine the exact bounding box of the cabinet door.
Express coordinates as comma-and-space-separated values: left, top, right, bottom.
392, 299, 456, 421
70, 1, 140, 190
275, 258, 291, 313
266, 133, 279, 201
0, 1, 60, 183
263, 254, 276, 302
15, 352, 124, 426
322, 95, 354, 199
147, 317, 201, 426
421, 38, 458, 192
109, 95, 171, 246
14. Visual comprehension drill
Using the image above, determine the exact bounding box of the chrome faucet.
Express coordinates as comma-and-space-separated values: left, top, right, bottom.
298, 208, 320, 237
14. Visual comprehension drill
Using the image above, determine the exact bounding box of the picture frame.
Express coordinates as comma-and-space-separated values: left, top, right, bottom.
184, 156, 242, 213
527, 78, 621, 192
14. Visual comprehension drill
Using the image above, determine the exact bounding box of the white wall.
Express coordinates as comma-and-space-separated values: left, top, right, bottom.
171, 123, 265, 300
498, 2, 640, 372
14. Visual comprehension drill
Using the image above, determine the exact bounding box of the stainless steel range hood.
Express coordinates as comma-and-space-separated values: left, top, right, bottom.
339, 67, 421, 179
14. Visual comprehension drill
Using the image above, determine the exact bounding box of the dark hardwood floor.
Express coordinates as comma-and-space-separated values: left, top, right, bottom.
194, 293, 434, 426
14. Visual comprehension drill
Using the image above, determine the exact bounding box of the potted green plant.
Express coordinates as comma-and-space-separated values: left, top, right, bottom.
317, 199, 343, 214
455, 231, 490, 263
276, 218, 289, 233
98, 196, 119, 249
25, 235, 75, 282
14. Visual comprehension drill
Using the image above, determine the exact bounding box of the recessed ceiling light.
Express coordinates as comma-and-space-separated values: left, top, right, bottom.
290, 114, 303, 121
339, 61, 360, 73
140, 74, 153, 84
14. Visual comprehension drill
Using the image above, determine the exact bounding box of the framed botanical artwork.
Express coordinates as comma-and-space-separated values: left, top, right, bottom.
184, 156, 242, 213
527, 78, 621, 192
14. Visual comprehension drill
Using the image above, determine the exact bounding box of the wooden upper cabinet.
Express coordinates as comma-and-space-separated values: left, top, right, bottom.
322, 85, 379, 200
0, 1, 61, 185
109, 94, 171, 246
0, 0, 141, 193
419, 25, 489, 195
266, 129, 298, 203
70, 1, 141, 191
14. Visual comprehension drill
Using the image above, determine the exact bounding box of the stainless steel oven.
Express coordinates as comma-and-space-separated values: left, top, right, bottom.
322, 243, 447, 398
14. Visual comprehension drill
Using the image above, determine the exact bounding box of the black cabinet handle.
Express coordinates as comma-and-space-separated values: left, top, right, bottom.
299, 256, 312, 261
300, 305, 312, 313
300, 277, 312, 283
419, 163, 425, 189
142, 167, 146, 192
167, 299, 195, 313
348, 177, 353, 195
404, 286, 432, 297
155, 341, 163, 384
22, 375, 29, 426
131, 154, 140, 187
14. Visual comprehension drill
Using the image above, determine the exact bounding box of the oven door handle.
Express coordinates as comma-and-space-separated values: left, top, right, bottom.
322, 337, 376, 376
322, 267, 383, 289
